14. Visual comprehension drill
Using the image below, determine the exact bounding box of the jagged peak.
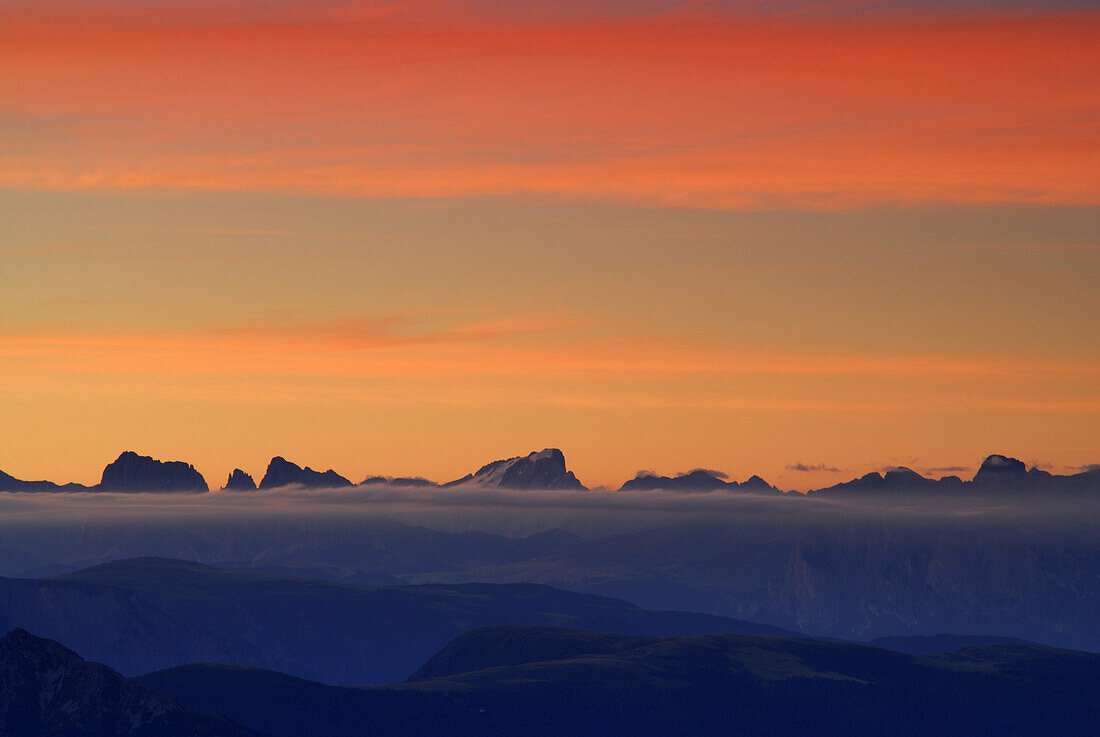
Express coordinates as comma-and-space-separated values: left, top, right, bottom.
974, 454, 1027, 481
447, 448, 585, 490
99, 450, 208, 493
258, 456, 352, 489
222, 468, 257, 491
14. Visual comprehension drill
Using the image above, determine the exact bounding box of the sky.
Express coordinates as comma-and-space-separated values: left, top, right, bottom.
1, 0, 1097, 490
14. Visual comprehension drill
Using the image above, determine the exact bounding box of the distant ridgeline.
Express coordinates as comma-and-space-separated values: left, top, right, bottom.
0, 449, 1096, 495
0, 451, 209, 493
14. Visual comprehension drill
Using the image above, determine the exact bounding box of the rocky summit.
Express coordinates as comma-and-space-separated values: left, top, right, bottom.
971, 454, 1028, 486
98, 451, 208, 493
620, 469, 731, 492
0, 469, 89, 493
223, 469, 258, 491
619, 469, 778, 493
445, 448, 586, 490
258, 457, 352, 489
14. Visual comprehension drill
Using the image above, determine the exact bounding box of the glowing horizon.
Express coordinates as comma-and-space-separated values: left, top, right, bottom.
2, 1, 1097, 490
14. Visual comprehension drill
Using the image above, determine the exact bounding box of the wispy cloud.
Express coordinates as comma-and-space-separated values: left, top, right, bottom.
686, 468, 729, 478
786, 463, 842, 472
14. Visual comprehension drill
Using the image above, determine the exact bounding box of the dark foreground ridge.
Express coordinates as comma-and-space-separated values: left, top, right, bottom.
134, 625, 1100, 737
0, 628, 252, 736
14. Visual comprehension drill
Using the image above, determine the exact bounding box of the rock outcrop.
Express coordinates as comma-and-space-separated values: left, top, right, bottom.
0, 469, 90, 493
258, 457, 352, 489
620, 469, 779, 493
620, 469, 730, 492
445, 449, 586, 490
98, 451, 208, 493
971, 454, 1028, 487
222, 469, 258, 491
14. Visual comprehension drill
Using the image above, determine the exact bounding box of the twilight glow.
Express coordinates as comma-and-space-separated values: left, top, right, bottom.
2, 0, 1097, 489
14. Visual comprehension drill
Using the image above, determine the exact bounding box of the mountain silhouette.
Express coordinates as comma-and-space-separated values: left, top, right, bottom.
360, 476, 436, 487
445, 448, 586, 490
0, 629, 252, 736
222, 469, 257, 491
619, 469, 779, 492
258, 457, 352, 489
0, 574, 262, 675
620, 469, 730, 491
739, 474, 777, 492
1, 450, 1096, 495
0, 469, 89, 493
99, 451, 208, 492
809, 454, 1099, 496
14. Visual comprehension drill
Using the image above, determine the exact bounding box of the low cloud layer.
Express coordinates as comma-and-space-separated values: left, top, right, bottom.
0, 483, 1094, 538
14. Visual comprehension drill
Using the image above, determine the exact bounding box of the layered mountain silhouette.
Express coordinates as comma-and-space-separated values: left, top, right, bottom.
444, 448, 586, 490
0, 557, 793, 684
134, 625, 1100, 737
620, 468, 778, 492
257, 457, 352, 489
0, 629, 252, 736
1, 504, 1096, 652
0, 573, 263, 675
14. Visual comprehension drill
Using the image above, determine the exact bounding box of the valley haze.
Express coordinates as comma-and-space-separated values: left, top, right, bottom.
1, 447, 1096, 656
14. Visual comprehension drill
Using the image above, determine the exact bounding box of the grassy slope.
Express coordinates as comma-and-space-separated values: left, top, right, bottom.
138, 627, 1100, 737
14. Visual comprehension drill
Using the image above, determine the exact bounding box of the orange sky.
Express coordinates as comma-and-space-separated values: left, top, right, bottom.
3, 9, 1097, 207
1, 1, 1097, 489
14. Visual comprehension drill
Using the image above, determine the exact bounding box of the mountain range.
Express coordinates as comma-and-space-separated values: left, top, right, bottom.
1, 505, 1095, 653
809, 453, 1100, 496
620, 468, 778, 492
0, 449, 1096, 495
5, 625, 1097, 737
0, 557, 794, 685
